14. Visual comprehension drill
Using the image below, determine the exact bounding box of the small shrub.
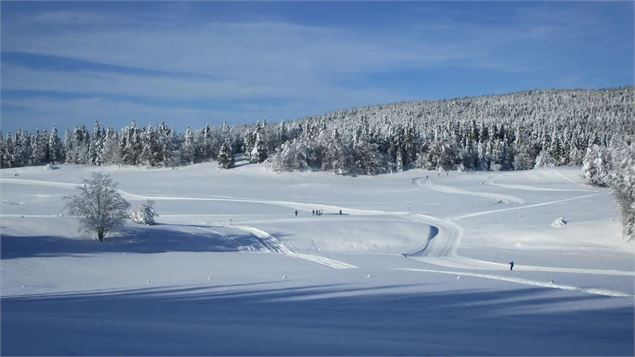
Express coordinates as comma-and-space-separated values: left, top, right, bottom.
131, 200, 159, 225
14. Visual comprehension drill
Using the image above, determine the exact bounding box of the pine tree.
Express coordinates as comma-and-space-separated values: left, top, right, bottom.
13, 130, 31, 167
49, 127, 63, 164
30, 129, 48, 165
609, 144, 635, 241
181, 126, 196, 164
121, 122, 141, 165
534, 150, 556, 168
157, 122, 176, 166
217, 139, 234, 169
581, 145, 612, 186
250, 131, 268, 163
100, 127, 121, 165
0, 131, 13, 168
90, 121, 104, 165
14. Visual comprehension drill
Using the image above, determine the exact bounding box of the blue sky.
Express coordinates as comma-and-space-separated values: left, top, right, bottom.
1, 1, 633, 133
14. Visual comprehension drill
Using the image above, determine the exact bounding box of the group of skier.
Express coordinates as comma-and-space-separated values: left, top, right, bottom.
292, 209, 344, 216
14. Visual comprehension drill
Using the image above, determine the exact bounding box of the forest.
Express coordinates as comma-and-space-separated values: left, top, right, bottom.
1, 87, 632, 174
1, 86, 634, 239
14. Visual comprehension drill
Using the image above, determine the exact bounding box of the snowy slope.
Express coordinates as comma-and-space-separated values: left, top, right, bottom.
1, 163, 633, 355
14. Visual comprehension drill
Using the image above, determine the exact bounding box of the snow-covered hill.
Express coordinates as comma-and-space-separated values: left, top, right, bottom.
1, 163, 633, 355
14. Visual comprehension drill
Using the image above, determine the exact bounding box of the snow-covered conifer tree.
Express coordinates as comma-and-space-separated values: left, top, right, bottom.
217, 139, 234, 169
181, 126, 196, 164
100, 127, 121, 165
30, 129, 48, 165
250, 131, 268, 163
48, 127, 63, 164
89, 121, 104, 166
609, 144, 635, 241
534, 150, 556, 168
581, 145, 612, 186
120, 122, 142, 165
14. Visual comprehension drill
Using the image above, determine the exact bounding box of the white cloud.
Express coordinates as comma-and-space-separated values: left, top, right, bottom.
1, 4, 630, 131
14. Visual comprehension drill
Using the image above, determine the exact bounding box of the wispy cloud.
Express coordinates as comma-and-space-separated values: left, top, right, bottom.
1, 2, 632, 132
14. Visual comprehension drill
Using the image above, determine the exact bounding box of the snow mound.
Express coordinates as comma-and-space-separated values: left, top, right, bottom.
551, 216, 568, 228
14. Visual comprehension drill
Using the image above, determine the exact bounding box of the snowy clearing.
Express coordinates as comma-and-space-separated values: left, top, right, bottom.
1, 164, 633, 355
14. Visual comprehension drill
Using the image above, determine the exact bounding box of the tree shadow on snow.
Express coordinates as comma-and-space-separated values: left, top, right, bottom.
0, 225, 265, 259
1, 284, 633, 356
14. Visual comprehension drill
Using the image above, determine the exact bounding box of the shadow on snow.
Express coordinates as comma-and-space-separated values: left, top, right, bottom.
0, 225, 269, 259
1, 284, 633, 356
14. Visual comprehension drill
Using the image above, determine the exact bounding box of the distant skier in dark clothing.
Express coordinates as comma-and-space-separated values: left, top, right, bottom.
339, 209, 342, 215
312, 210, 315, 216
509, 261, 514, 271
294, 210, 298, 216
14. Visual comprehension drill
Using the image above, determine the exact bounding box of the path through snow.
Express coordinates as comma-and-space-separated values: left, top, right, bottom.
2, 176, 630, 294
397, 268, 633, 298
414, 177, 525, 204
232, 225, 358, 270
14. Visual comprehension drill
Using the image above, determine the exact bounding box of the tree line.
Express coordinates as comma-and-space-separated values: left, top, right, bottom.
581, 144, 634, 241
2, 87, 632, 175
2, 87, 633, 240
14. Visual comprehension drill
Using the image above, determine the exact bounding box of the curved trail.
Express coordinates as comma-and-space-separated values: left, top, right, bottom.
1, 177, 360, 270
3, 176, 632, 294
411, 255, 635, 277
397, 268, 632, 298
404, 214, 462, 258
485, 173, 596, 193
452, 192, 604, 220
232, 225, 358, 270
414, 177, 525, 204
406, 174, 633, 298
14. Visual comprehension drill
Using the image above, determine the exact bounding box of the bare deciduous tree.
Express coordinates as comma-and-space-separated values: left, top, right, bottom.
65, 173, 130, 242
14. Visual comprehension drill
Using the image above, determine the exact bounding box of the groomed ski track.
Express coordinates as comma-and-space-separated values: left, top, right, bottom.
2, 174, 633, 297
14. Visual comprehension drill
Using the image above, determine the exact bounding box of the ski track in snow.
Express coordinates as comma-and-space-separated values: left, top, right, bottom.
452, 192, 605, 220
397, 268, 633, 298
407, 256, 635, 277
0, 178, 78, 189
484, 173, 596, 193
406, 175, 633, 297
550, 168, 581, 184
2, 176, 631, 286
1, 177, 359, 270
414, 177, 525, 204
231, 225, 358, 269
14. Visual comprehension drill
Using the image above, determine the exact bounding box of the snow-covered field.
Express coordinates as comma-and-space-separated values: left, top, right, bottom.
1, 163, 633, 355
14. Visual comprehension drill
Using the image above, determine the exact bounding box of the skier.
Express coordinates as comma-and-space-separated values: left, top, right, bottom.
509, 261, 514, 271
294, 210, 298, 217
339, 209, 342, 215
312, 210, 315, 216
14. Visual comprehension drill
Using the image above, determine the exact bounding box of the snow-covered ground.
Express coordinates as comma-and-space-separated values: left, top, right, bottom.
1, 163, 633, 355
